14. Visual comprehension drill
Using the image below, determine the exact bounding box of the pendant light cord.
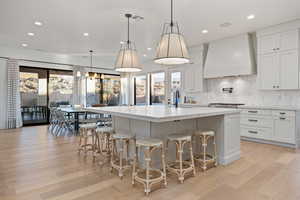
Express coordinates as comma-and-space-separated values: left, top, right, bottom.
127, 15, 130, 44
171, 0, 173, 26
90, 50, 93, 71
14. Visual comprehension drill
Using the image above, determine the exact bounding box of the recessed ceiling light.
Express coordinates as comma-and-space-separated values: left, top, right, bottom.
247, 14, 255, 20
220, 22, 232, 28
21, 43, 28, 47
120, 41, 124, 44
83, 32, 89, 36
27, 32, 35, 36
202, 29, 208, 34
34, 21, 43, 26
143, 54, 147, 57
147, 47, 152, 51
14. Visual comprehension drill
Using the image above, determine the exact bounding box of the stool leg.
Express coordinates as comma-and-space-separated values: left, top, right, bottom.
161, 143, 167, 187
144, 147, 151, 195
110, 139, 115, 173
202, 136, 207, 171
132, 145, 138, 185
119, 139, 124, 179
178, 141, 184, 183
213, 136, 218, 167
189, 140, 196, 176
78, 129, 82, 154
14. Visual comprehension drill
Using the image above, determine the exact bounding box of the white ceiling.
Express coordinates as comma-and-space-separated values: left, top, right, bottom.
0, 0, 300, 68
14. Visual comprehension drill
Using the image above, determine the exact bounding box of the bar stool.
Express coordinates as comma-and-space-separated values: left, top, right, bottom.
132, 138, 167, 195
94, 126, 114, 162
110, 133, 134, 179
78, 123, 98, 156
166, 133, 196, 183
194, 130, 217, 171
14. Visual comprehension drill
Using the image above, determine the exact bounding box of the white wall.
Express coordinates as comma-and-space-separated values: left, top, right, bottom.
0, 45, 118, 74
192, 75, 300, 106
0, 59, 8, 129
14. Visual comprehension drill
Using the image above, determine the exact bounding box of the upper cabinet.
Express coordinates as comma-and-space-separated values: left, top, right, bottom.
258, 30, 299, 54
258, 28, 300, 90
204, 34, 256, 78
177, 46, 203, 93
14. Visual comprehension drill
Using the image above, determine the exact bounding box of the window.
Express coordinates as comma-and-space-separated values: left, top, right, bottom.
134, 75, 147, 105
150, 72, 165, 105
86, 74, 121, 106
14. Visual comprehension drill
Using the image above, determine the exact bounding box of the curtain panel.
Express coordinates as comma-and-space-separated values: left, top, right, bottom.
72, 66, 86, 107
7, 59, 23, 128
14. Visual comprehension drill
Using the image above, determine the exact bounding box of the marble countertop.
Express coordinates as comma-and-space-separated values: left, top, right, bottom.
85, 105, 240, 122
238, 105, 300, 111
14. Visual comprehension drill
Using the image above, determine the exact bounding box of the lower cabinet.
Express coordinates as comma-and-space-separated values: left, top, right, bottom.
240, 108, 297, 146
273, 116, 295, 144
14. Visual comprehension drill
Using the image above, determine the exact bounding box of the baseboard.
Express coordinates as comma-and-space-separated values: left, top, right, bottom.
219, 151, 241, 165
241, 137, 297, 149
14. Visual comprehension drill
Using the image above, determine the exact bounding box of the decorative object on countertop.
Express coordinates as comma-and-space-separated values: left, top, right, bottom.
115, 14, 142, 72
110, 133, 135, 179
132, 138, 167, 195
154, 0, 190, 65
166, 133, 196, 183
193, 130, 217, 171
174, 89, 180, 108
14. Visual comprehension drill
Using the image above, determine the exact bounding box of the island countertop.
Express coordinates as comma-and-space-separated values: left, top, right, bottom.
85, 105, 240, 122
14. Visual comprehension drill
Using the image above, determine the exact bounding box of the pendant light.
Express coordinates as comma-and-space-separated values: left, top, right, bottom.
88, 50, 96, 80
115, 13, 142, 72
154, 0, 190, 65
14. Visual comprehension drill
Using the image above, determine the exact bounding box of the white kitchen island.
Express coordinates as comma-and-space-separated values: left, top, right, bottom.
86, 105, 241, 165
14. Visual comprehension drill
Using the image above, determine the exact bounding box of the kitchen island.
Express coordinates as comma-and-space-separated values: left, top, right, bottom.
86, 105, 241, 165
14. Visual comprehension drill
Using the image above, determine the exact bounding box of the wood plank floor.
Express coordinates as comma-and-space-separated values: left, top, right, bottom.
1, 125, 300, 200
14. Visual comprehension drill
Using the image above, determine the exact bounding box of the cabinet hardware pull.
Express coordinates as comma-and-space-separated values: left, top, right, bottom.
279, 112, 286, 115
280, 117, 286, 120
273, 86, 276, 88
248, 131, 258, 134
248, 111, 258, 113
248, 119, 258, 122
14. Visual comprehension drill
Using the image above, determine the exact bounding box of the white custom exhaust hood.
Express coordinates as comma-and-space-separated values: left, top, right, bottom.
204, 33, 256, 79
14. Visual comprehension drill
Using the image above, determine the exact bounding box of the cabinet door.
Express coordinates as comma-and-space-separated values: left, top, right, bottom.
183, 67, 194, 92
279, 30, 299, 52
279, 50, 299, 89
259, 34, 278, 54
273, 116, 295, 144
258, 53, 280, 90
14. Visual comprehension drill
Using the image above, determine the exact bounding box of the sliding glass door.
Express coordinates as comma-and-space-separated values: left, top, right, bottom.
150, 72, 165, 105
20, 67, 48, 125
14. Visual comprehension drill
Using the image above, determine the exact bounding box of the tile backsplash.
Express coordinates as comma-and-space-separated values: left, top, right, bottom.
192, 75, 300, 106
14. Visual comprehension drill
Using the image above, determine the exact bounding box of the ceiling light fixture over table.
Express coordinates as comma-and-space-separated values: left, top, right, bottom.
154, 0, 190, 65
115, 13, 142, 73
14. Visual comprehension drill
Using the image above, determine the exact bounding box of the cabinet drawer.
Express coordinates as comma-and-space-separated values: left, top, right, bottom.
241, 109, 272, 116
241, 126, 272, 140
241, 116, 273, 128
273, 116, 295, 144
272, 110, 295, 117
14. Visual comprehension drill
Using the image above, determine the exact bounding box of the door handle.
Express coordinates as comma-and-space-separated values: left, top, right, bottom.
248, 130, 258, 134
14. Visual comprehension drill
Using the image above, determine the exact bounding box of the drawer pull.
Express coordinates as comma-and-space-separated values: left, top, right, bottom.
279, 112, 286, 115
248, 130, 258, 134
280, 117, 286, 120
248, 119, 258, 122
248, 111, 258, 113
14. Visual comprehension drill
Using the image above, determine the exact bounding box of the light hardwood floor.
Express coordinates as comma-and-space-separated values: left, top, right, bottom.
1, 125, 300, 200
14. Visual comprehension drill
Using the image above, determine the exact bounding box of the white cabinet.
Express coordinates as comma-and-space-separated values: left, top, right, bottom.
240, 108, 297, 147
273, 116, 295, 144
258, 30, 299, 54
258, 29, 300, 90
182, 46, 203, 93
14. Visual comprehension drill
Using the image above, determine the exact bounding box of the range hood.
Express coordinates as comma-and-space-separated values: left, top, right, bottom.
204, 33, 256, 79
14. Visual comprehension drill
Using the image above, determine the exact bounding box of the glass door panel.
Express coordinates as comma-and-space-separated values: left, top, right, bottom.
151, 72, 165, 105
102, 74, 121, 106
134, 75, 147, 105
48, 70, 73, 107
20, 67, 48, 125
